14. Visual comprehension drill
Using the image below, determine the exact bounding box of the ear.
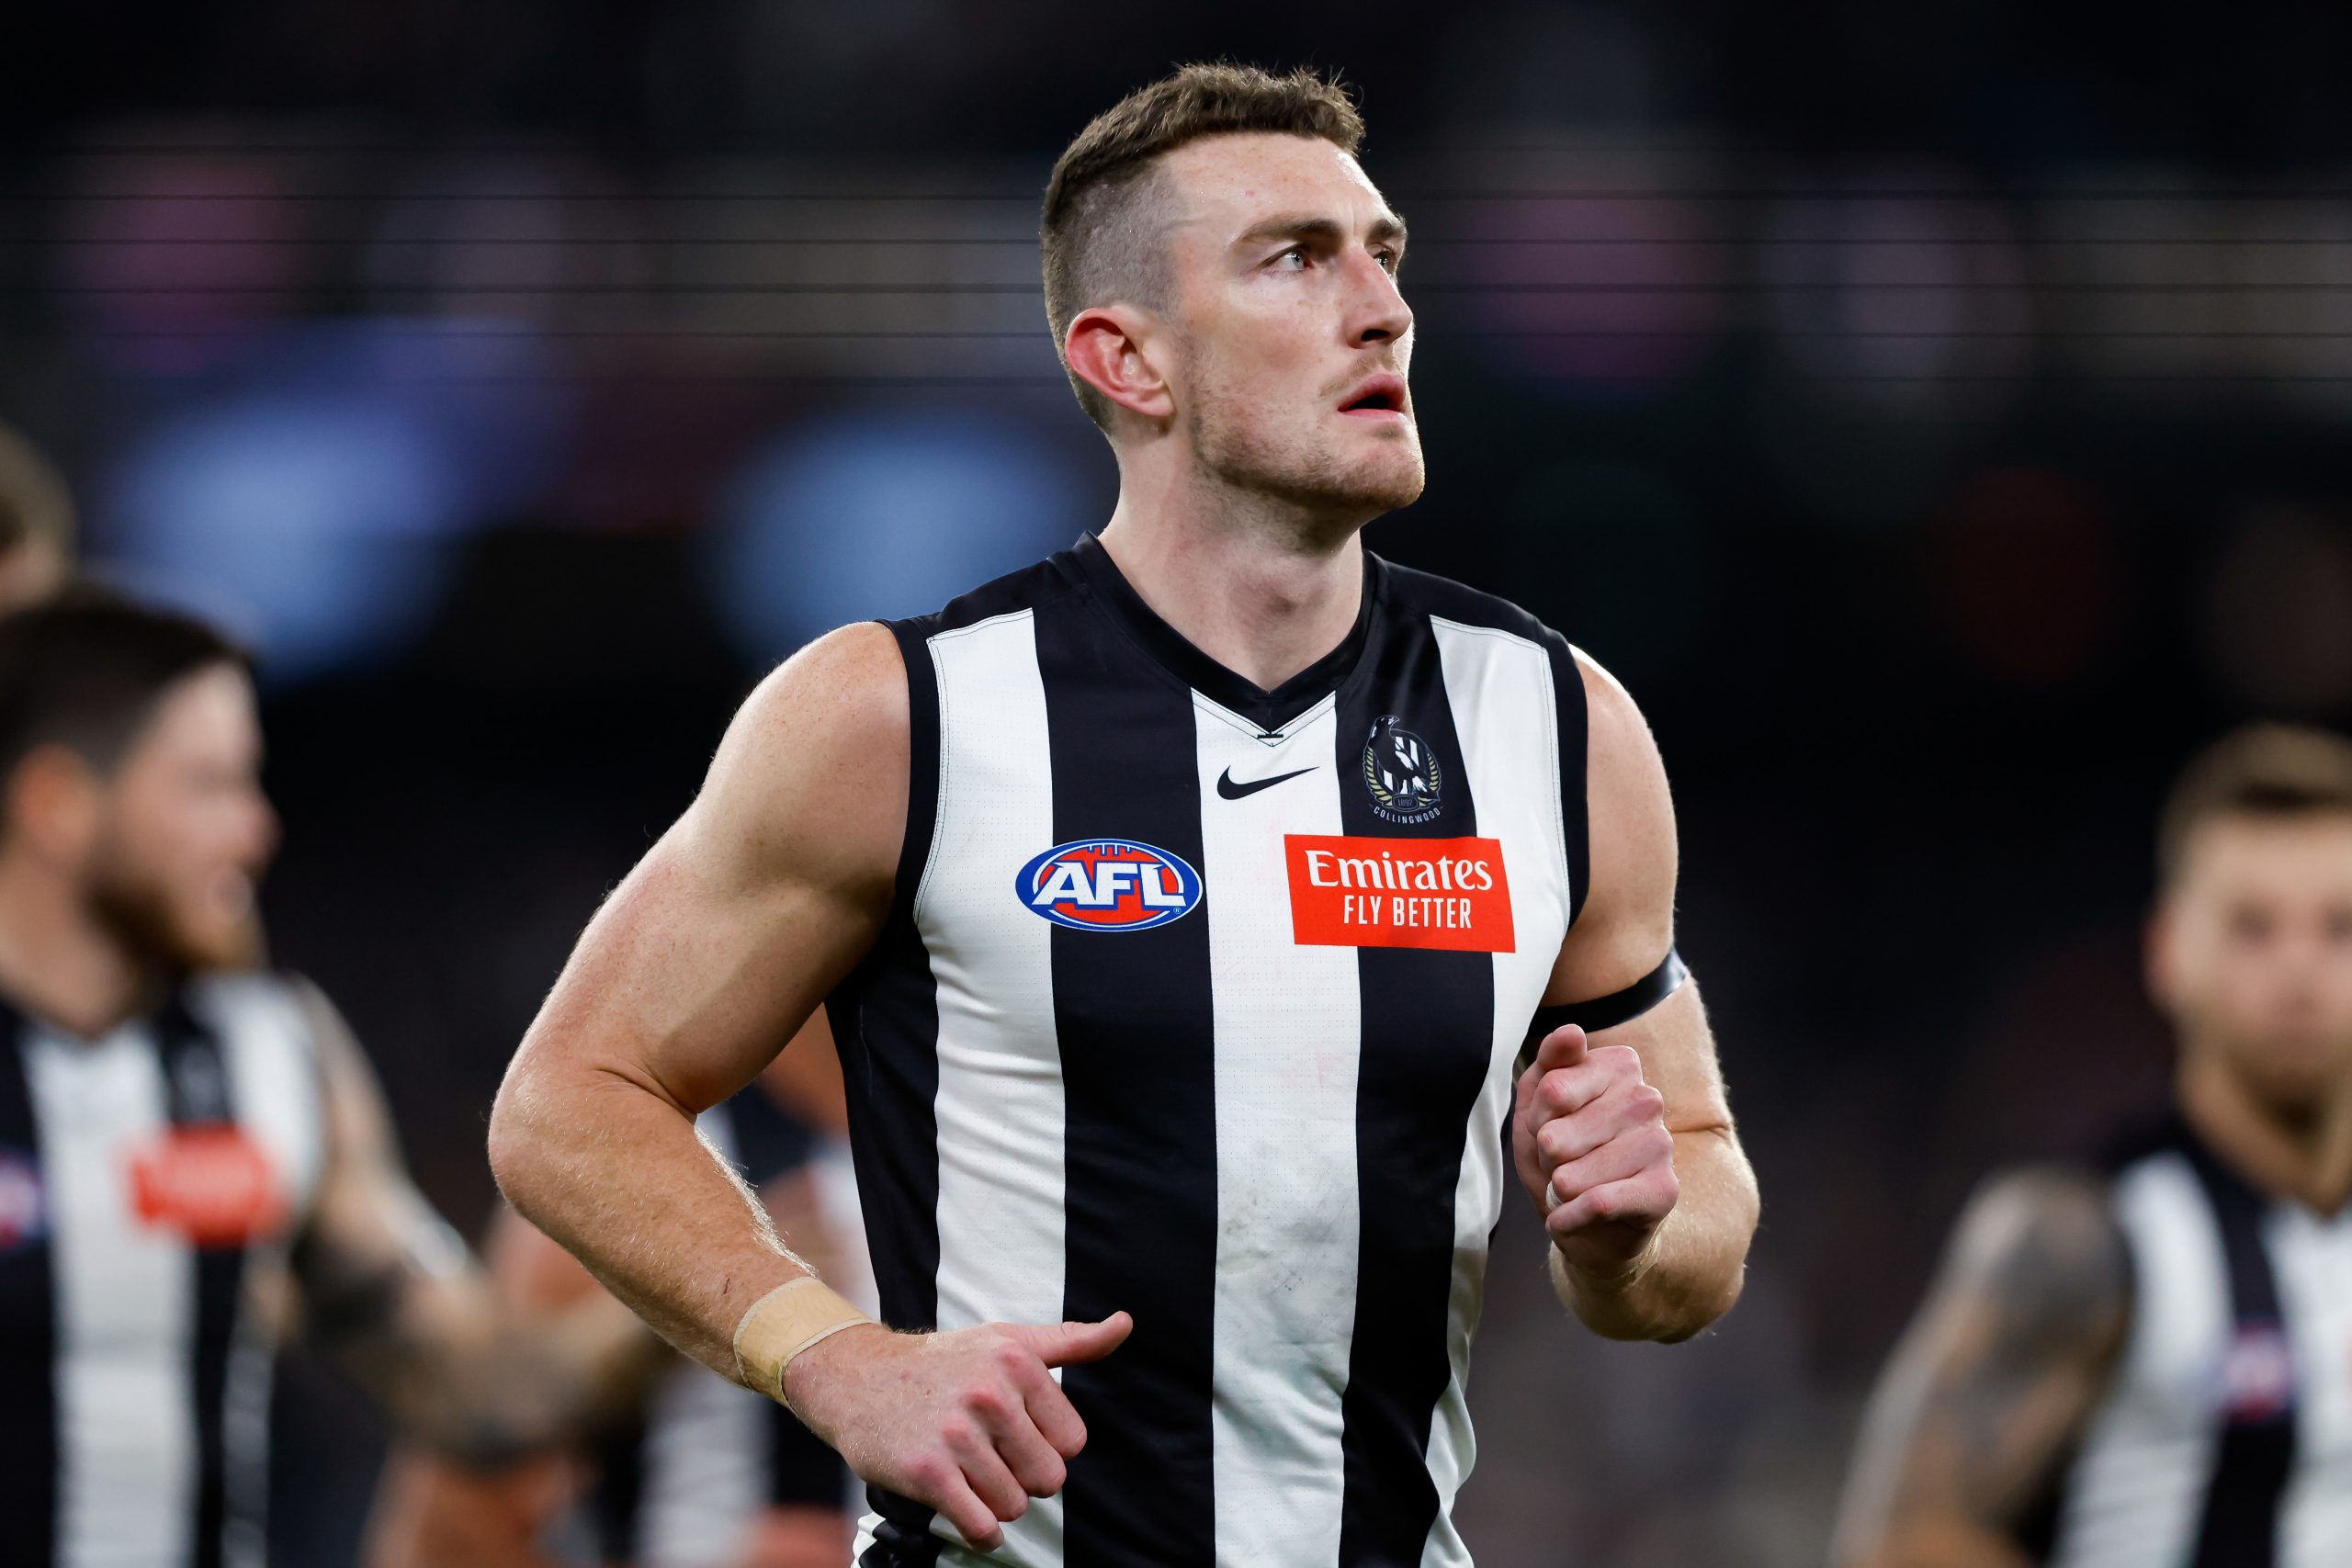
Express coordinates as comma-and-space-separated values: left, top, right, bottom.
5, 745, 104, 866
1064, 305, 1176, 423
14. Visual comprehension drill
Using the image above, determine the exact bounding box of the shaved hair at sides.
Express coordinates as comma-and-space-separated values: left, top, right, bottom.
1041, 63, 1365, 432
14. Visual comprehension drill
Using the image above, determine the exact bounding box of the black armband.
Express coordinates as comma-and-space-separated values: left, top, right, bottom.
1521, 947, 1690, 1059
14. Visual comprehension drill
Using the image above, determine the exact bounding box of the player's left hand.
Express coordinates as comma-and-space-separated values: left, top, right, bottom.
1511, 1022, 1679, 1280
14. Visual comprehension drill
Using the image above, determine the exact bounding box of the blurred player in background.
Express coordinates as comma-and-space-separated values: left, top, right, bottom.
0, 591, 654, 1568
365, 1020, 867, 1568
1835, 724, 2352, 1567
0, 422, 73, 611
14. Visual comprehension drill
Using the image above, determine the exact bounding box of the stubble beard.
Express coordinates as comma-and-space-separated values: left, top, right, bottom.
83, 846, 259, 976
1186, 394, 1425, 532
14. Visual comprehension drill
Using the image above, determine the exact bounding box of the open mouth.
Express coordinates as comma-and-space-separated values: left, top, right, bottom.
1339, 375, 1408, 417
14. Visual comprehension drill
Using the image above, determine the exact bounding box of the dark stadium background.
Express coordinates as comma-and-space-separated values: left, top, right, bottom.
8, 3, 2352, 1562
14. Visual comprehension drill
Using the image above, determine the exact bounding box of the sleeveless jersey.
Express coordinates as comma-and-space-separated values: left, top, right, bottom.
0, 974, 330, 1568
826, 536, 1589, 1568
2045, 1119, 2352, 1567
588, 1089, 851, 1568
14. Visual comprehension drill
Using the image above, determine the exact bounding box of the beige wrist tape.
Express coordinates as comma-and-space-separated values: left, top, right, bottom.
731, 1276, 874, 1402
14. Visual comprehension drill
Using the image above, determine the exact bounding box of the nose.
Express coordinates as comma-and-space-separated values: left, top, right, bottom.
1348, 249, 1412, 348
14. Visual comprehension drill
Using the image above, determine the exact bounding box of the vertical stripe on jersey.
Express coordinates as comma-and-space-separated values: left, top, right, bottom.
210, 977, 329, 1568
0, 1001, 56, 1568
1544, 637, 1590, 928
2183, 1144, 2295, 1568
1421, 619, 1579, 1567
850, 615, 948, 1335
1193, 691, 1360, 1568
839, 618, 947, 1566
916, 607, 1069, 1567
2267, 1203, 2352, 1566
1335, 612, 1498, 1568
28, 1024, 197, 1568
157, 998, 247, 1568
1036, 591, 1218, 1567
2049, 1152, 2229, 1568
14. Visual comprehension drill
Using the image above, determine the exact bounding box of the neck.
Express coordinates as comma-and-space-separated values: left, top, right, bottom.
1095, 455, 1370, 694
2177, 1048, 2352, 1216
0, 852, 152, 1040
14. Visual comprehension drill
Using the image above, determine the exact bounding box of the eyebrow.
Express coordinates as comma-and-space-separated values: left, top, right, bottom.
1232, 211, 1410, 253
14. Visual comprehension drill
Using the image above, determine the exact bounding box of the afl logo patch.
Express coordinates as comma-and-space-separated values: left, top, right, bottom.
1363, 715, 1442, 825
1015, 839, 1204, 932
2219, 1320, 2295, 1425
0, 1148, 45, 1252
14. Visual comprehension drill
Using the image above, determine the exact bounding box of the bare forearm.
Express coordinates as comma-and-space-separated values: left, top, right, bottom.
378, 1310, 649, 1462
1840, 1523, 2034, 1568
487, 1061, 809, 1382
1551, 1127, 1756, 1341
362, 1455, 577, 1568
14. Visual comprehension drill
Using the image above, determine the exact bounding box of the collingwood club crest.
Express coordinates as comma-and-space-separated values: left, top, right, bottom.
1363, 715, 1442, 825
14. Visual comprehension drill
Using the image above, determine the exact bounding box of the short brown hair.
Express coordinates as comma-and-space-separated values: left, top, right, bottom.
0, 586, 249, 786
0, 422, 74, 558
1041, 63, 1366, 431
2158, 722, 2352, 883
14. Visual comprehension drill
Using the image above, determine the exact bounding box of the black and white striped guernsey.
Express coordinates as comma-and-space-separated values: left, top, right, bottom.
0, 974, 332, 1568
824, 535, 1589, 1568
2040, 1118, 2352, 1567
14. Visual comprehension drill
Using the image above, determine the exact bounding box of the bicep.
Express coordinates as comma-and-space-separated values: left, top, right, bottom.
516, 623, 908, 1117
1837, 1174, 2133, 1560
1540, 650, 1720, 1127
1545, 649, 1676, 1005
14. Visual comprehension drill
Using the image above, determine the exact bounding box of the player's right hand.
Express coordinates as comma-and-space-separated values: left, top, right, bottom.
778, 1311, 1133, 1553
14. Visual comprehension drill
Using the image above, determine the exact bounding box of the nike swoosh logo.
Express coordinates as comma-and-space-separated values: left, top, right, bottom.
1216, 766, 1316, 800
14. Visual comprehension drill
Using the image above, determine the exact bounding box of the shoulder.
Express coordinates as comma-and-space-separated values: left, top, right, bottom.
1945, 1166, 2136, 1332
732, 621, 910, 753
690, 623, 911, 900
1568, 648, 1657, 789
712, 622, 910, 816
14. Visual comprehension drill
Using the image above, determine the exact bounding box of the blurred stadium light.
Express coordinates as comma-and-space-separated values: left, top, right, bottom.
702, 403, 1095, 663
94, 388, 469, 681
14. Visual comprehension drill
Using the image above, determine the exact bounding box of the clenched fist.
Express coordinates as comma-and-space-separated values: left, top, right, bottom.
1511, 1022, 1679, 1280
778, 1312, 1132, 1553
